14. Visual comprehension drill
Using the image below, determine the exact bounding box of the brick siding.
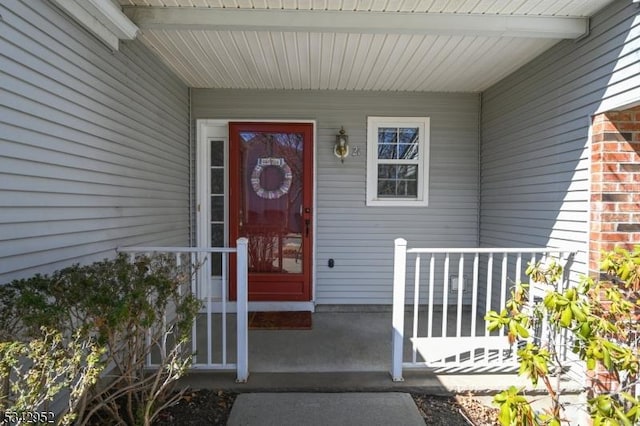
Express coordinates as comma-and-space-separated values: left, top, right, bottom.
589, 106, 640, 275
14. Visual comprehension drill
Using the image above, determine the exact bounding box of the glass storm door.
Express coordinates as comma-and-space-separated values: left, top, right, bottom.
229, 123, 313, 301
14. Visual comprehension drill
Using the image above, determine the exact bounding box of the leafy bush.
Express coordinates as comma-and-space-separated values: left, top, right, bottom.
486, 247, 640, 426
0, 253, 201, 425
0, 328, 104, 425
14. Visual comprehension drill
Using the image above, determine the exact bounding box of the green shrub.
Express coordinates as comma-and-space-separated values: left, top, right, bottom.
0, 253, 201, 425
0, 328, 104, 425
486, 247, 640, 426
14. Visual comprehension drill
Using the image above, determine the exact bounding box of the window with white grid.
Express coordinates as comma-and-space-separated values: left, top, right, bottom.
366, 117, 430, 206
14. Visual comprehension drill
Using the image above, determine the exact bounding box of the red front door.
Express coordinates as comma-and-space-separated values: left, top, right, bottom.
229, 122, 313, 301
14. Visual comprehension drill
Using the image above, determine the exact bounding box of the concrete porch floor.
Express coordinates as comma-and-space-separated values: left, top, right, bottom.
179, 306, 567, 394
248, 308, 398, 373
193, 305, 490, 374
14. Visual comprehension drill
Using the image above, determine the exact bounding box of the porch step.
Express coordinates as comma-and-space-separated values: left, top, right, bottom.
180, 371, 579, 395
181, 371, 448, 394
227, 392, 425, 426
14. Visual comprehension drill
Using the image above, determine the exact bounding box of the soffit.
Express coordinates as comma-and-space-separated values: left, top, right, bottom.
118, 0, 615, 91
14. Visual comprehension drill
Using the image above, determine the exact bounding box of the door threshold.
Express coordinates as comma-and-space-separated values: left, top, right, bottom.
203, 301, 315, 313
314, 304, 393, 313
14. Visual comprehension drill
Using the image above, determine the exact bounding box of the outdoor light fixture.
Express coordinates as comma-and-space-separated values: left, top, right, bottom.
334, 126, 349, 163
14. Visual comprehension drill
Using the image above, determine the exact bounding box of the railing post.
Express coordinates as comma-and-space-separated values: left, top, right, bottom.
391, 238, 407, 381
235, 238, 249, 383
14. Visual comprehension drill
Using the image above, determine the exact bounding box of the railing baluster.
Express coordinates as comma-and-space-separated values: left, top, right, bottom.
558, 252, 573, 361
485, 253, 493, 363
442, 253, 450, 338
556, 251, 567, 363
204, 252, 212, 366
513, 252, 522, 364
470, 253, 479, 363
456, 254, 464, 363
221, 252, 227, 367
428, 254, 435, 339
527, 253, 537, 345
412, 255, 421, 364
162, 301, 168, 361
222, 249, 228, 367
499, 253, 508, 338
191, 252, 197, 366
176, 253, 182, 296
138, 252, 152, 367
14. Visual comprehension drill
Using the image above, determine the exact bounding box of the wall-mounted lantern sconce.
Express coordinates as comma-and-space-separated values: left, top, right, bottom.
334, 126, 349, 163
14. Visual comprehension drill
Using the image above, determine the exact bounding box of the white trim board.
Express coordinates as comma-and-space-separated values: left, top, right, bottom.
124, 7, 588, 39
52, 0, 138, 50
204, 301, 315, 313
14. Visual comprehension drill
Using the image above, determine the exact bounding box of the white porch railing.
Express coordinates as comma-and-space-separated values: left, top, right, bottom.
118, 238, 249, 383
391, 238, 575, 381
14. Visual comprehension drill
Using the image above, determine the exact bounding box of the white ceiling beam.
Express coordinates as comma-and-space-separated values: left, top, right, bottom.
83, 0, 139, 40
123, 7, 588, 39
52, 0, 139, 51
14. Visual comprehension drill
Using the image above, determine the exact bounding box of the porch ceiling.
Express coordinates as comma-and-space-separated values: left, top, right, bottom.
119, 0, 614, 92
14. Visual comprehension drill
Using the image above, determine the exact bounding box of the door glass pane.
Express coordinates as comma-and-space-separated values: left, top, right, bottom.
239, 131, 304, 274
211, 168, 224, 194
211, 224, 224, 276
211, 195, 224, 222
211, 140, 224, 167
210, 139, 226, 277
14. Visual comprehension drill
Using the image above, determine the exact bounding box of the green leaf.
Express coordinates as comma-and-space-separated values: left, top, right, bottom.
597, 396, 613, 416
570, 302, 587, 322
614, 405, 632, 426
499, 404, 512, 426
493, 391, 507, 404
603, 349, 612, 370
579, 322, 592, 339
515, 323, 530, 338
509, 321, 517, 337
560, 307, 573, 327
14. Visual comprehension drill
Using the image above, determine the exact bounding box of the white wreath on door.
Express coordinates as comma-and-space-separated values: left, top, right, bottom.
250, 157, 293, 199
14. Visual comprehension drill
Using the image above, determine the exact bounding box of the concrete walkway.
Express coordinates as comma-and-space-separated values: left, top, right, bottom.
227, 392, 425, 426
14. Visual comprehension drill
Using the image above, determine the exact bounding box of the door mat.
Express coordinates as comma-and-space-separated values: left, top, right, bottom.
248, 311, 312, 330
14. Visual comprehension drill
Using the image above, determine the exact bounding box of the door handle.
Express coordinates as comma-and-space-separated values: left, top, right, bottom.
305, 219, 310, 237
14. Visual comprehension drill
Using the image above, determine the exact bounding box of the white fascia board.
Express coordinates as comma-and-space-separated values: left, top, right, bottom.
51, 0, 138, 51
82, 0, 139, 40
124, 7, 588, 39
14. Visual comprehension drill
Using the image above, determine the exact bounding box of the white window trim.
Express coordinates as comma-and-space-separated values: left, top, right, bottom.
366, 116, 430, 207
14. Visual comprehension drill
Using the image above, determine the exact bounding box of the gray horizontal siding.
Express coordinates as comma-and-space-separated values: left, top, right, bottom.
480, 0, 639, 300
192, 89, 479, 304
0, 0, 189, 282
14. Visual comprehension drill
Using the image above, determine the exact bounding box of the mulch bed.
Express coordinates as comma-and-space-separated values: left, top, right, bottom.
154, 390, 499, 425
